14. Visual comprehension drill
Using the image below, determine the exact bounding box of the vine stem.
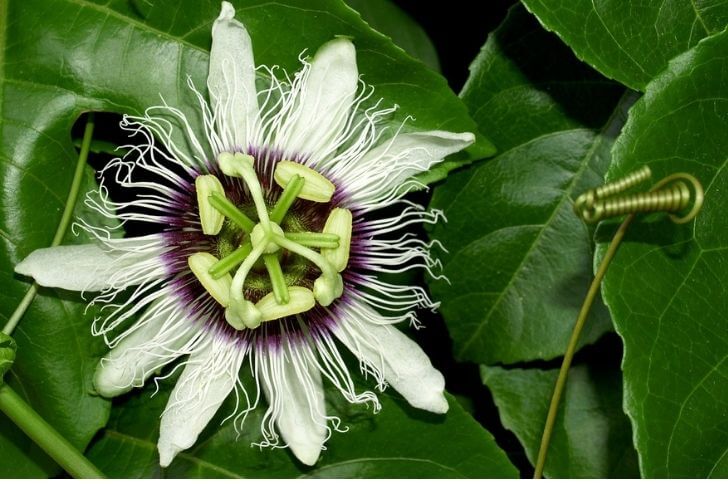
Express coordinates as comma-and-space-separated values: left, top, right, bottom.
2, 113, 95, 335
0, 113, 104, 478
533, 214, 635, 479
0, 385, 105, 478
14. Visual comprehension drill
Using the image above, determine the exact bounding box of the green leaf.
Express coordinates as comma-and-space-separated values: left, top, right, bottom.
86, 378, 518, 478
343, 0, 440, 72
429, 5, 627, 364
598, 29, 728, 477
521, 0, 728, 91
482, 364, 639, 478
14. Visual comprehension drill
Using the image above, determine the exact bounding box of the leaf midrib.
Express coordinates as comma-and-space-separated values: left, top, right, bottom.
454, 129, 602, 359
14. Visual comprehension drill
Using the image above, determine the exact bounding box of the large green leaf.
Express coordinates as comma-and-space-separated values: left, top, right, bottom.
598, 29, 728, 477
429, 5, 626, 364
482, 364, 638, 478
521, 0, 728, 91
86, 377, 518, 478
343, 0, 440, 72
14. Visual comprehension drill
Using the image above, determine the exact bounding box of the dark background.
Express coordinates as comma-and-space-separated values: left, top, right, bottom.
396, 0, 517, 91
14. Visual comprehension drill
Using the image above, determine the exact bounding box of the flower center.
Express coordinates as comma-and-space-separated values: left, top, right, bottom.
188, 152, 351, 331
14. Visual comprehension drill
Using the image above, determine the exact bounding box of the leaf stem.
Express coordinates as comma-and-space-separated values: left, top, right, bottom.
2, 113, 96, 335
0, 385, 105, 478
533, 214, 635, 479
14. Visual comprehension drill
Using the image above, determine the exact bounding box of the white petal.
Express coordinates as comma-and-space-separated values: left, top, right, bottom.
16, 244, 120, 292
333, 311, 448, 414
280, 38, 358, 161
94, 296, 197, 398
262, 347, 327, 466
349, 130, 475, 205
208, 1, 259, 148
15, 236, 166, 292
157, 336, 243, 467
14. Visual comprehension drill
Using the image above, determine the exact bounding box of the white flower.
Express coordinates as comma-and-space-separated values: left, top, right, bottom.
15, 1, 474, 468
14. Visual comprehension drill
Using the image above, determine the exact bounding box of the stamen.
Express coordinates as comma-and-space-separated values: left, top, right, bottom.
321, 208, 352, 272
188, 252, 232, 307
274, 160, 335, 203
284, 231, 340, 249
263, 253, 289, 304
208, 192, 255, 232
208, 242, 252, 279
256, 286, 315, 322
195, 175, 226, 235
270, 174, 304, 223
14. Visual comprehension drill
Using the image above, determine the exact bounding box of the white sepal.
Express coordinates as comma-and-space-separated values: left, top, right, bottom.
333, 303, 448, 414
346, 130, 475, 208
208, 1, 260, 148
277, 38, 358, 162
261, 346, 327, 466
158, 335, 245, 467
15, 238, 165, 292
94, 296, 197, 397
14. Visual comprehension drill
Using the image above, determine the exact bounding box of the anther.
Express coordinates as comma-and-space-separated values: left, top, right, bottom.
313, 273, 344, 307
195, 175, 226, 235
188, 252, 232, 307
256, 286, 315, 322
321, 208, 352, 272
274, 160, 335, 203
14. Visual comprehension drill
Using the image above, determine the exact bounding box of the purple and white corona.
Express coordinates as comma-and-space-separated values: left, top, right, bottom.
16, 2, 474, 467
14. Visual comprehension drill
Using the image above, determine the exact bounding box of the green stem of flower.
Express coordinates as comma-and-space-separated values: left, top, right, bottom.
533, 214, 634, 479
263, 254, 289, 304
2, 113, 96, 336
0, 385, 105, 478
208, 193, 255, 233
284, 232, 340, 249
270, 175, 304, 224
